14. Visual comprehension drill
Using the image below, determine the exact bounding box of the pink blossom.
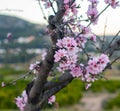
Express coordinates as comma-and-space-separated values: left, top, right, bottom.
67, 55, 78, 66
98, 54, 110, 69
71, 7, 78, 15
48, 95, 56, 105
57, 63, 69, 73
71, 3, 78, 15
90, 34, 97, 42
15, 97, 25, 111
63, 37, 77, 50
1, 82, 6, 87
7, 32, 12, 41
41, 0, 51, 8
55, 37, 79, 73
41, 51, 47, 60
76, 34, 87, 49
56, 54, 78, 73
104, 0, 109, 3
87, 5, 99, 24
54, 49, 68, 62
56, 37, 78, 54
63, 1, 78, 22
70, 65, 83, 78
80, 25, 91, 35
88, 0, 99, 5
87, 54, 109, 74
29, 61, 41, 74
64, 7, 70, 14
87, 58, 99, 74
56, 39, 64, 48
15, 90, 28, 111
29, 63, 36, 71
56, 53, 78, 73
85, 83, 92, 90
64, 0, 71, 4
22, 90, 28, 103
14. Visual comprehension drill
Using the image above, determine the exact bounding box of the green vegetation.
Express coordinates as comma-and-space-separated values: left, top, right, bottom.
90, 80, 120, 93
1, 78, 120, 109
104, 93, 120, 109
56, 79, 84, 107
43, 109, 120, 111
0, 80, 29, 109
1, 67, 120, 109
0, 67, 26, 76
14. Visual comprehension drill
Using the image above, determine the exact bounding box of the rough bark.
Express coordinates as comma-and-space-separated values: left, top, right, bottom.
24, 0, 67, 110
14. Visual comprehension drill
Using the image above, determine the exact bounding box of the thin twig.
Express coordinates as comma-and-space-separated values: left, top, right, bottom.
104, 30, 120, 52
80, 44, 90, 60
101, 17, 107, 53
2, 70, 32, 87
67, 24, 75, 36
48, 0, 56, 14
91, 42, 101, 52
2, 62, 42, 87
38, 0, 48, 21
9, 71, 32, 84
110, 56, 120, 66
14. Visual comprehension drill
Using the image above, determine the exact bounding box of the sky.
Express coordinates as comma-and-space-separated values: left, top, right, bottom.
0, 0, 120, 35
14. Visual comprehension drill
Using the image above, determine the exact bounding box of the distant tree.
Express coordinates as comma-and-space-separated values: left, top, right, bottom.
2, 0, 120, 111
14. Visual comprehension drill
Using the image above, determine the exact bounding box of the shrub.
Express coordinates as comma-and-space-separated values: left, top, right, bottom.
0, 80, 28, 109
90, 80, 120, 93
56, 79, 84, 106
103, 93, 120, 109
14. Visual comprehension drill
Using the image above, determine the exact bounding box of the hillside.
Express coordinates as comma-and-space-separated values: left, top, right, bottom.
0, 15, 50, 63
0, 15, 119, 64
0, 15, 45, 39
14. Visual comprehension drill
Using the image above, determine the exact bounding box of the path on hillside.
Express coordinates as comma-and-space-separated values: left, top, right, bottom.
73, 93, 116, 111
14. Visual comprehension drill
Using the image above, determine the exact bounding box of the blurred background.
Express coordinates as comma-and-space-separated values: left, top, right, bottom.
0, 0, 120, 111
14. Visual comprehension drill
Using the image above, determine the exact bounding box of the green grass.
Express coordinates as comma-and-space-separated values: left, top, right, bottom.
0, 110, 18, 111
43, 108, 120, 111
0, 109, 120, 111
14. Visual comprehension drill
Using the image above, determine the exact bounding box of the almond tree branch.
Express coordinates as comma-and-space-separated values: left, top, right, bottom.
44, 72, 73, 91
39, 80, 71, 108
24, 0, 67, 110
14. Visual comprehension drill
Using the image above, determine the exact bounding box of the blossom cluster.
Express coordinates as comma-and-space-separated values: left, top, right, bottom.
54, 35, 109, 89
70, 54, 109, 89
15, 90, 55, 110
87, 0, 99, 24
62, 0, 78, 23
15, 90, 28, 111
104, 0, 119, 8
54, 37, 78, 73
54, 23, 98, 74
87, 54, 110, 75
